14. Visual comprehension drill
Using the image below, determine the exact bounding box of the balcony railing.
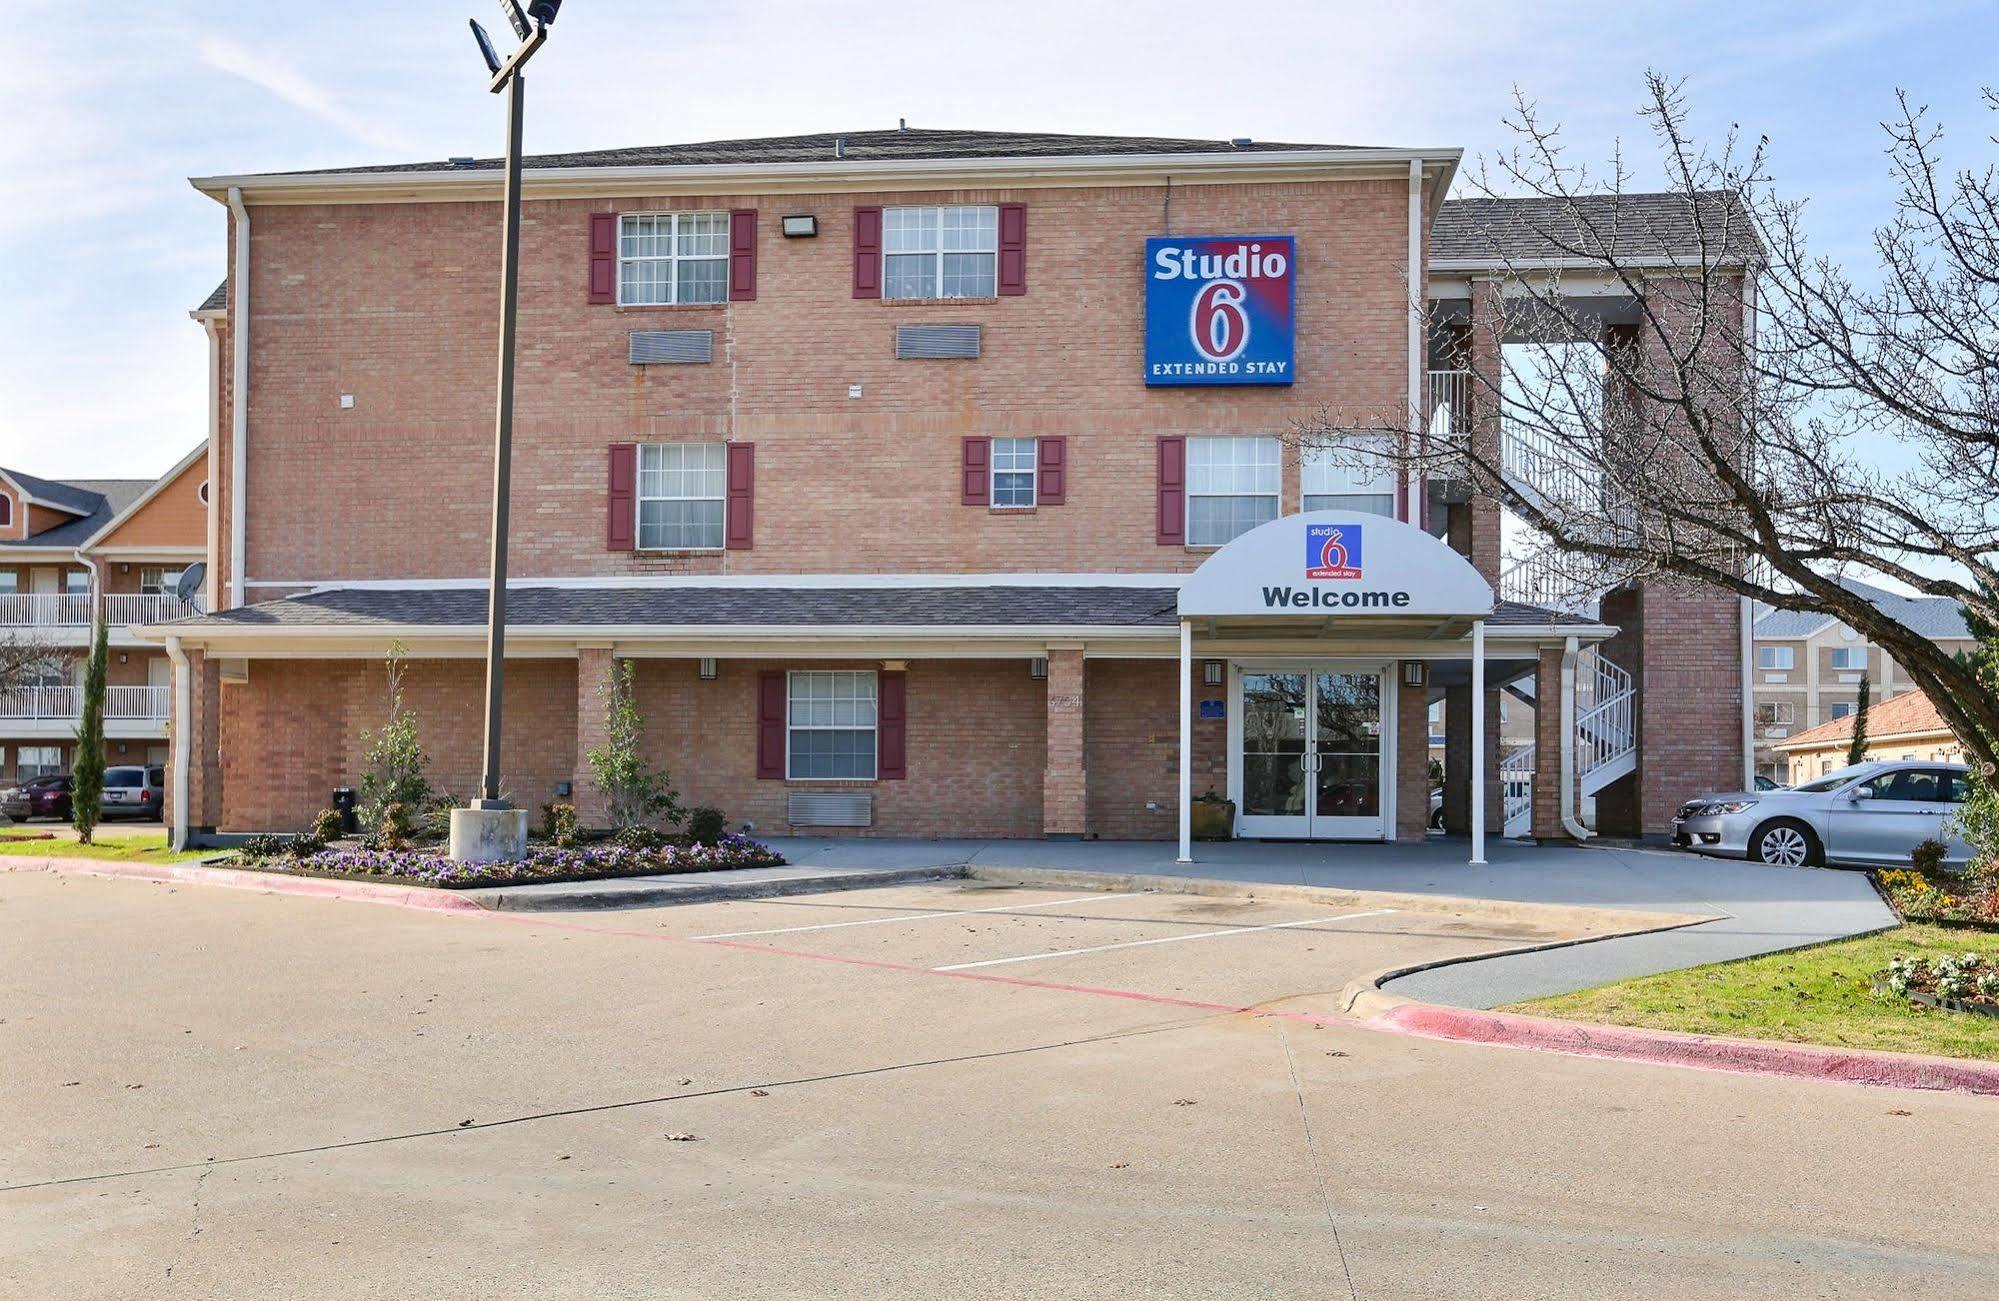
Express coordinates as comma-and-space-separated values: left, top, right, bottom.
1428, 369, 1471, 434
0, 684, 169, 722
0, 592, 202, 629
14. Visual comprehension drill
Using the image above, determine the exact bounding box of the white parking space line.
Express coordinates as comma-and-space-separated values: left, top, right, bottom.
931, 909, 1397, 971
688, 892, 1150, 941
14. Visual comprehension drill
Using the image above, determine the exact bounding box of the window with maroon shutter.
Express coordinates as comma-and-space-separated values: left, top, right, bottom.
725, 442, 755, 549
1037, 437, 1066, 504
756, 671, 786, 780
961, 438, 990, 505
852, 206, 883, 298
878, 672, 907, 780
589, 213, 618, 304
606, 443, 636, 550
997, 204, 1026, 295
728, 209, 757, 301
1156, 436, 1187, 545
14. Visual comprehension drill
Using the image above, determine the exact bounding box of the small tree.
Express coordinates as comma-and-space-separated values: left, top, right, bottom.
587, 660, 683, 832
71, 609, 109, 845
357, 641, 433, 833
1846, 675, 1872, 768
1951, 595, 1999, 866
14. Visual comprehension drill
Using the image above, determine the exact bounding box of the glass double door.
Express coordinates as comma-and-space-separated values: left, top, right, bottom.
1235, 665, 1387, 840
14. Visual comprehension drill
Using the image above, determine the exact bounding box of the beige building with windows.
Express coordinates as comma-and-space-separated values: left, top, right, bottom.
1752, 578, 1974, 785
1770, 689, 1968, 785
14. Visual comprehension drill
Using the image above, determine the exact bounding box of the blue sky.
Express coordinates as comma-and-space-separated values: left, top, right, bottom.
1, 0, 1993, 480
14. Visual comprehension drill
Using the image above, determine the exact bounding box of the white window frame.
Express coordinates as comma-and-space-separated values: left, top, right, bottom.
140, 567, 186, 596
635, 442, 727, 552
17, 745, 61, 779
1827, 701, 1858, 719
1829, 646, 1868, 671
990, 437, 1037, 509
785, 670, 878, 782
1301, 442, 1397, 516
63, 569, 89, 595
616, 212, 730, 307
1756, 646, 1794, 670
882, 205, 999, 302
1186, 436, 1281, 547
1754, 701, 1793, 726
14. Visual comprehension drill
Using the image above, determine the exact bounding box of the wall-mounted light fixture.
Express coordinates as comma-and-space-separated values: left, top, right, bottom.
781, 214, 817, 238
1203, 660, 1225, 687
698, 657, 717, 680
1029, 657, 1049, 680
1402, 662, 1428, 687
117, 652, 128, 665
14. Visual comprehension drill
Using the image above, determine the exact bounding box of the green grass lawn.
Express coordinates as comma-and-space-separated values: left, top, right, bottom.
0, 824, 220, 864
1504, 925, 1999, 1062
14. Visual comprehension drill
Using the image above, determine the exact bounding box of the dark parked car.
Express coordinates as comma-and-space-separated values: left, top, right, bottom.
99, 765, 165, 821
1, 773, 72, 822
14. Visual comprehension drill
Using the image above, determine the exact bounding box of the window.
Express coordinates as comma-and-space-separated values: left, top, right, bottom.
1830, 647, 1867, 670
1756, 646, 1794, 670
1828, 701, 1858, 720
991, 438, 1037, 508
1302, 444, 1396, 516
63, 569, 89, 595
17, 746, 61, 779
1755, 702, 1792, 726
787, 671, 877, 780
1187, 436, 1280, 546
140, 568, 186, 596
883, 206, 997, 301
0, 572, 16, 596
618, 213, 729, 306
0, 495, 10, 526
636, 443, 726, 550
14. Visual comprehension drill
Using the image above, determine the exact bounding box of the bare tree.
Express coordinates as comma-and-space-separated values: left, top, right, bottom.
1299, 72, 1999, 776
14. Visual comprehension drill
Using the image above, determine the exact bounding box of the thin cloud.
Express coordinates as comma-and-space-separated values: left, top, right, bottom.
197, 35, 415, 155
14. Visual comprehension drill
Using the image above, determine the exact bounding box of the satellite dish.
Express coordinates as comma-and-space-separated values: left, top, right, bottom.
173, 563, 206, 603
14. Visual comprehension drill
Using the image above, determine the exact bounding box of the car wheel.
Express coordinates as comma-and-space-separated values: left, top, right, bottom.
1751, 819, 1819, 868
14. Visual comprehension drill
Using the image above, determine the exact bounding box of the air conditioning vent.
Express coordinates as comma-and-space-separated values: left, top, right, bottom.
895, 323, 981, 360
629, 329, 714, 365
787, 792, 873, 828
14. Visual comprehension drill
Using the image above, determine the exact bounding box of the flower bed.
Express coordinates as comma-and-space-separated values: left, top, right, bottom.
237, 834, 786, 889
1877, 951, 1999, 1019
1874, 867, 1999, 929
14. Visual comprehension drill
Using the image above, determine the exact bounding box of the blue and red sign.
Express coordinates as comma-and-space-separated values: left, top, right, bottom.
1144, 235, 1295, 386
1305, 523, 1363, 580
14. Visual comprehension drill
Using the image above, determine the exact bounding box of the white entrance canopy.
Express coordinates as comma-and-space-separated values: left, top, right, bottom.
1174, 511, 1497, 866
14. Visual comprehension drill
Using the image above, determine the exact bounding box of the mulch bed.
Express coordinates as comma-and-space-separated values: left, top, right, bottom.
226, 837, 787, 890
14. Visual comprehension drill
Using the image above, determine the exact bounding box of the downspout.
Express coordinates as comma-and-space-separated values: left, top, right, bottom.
1740, 594, 1756, 789
1406, 157, 1425, 526
165, 635, 192, 851
1559, 635, 1592, 840
70, 547, 100, 627
202, 319, 222, 612
227, 186, 250, 611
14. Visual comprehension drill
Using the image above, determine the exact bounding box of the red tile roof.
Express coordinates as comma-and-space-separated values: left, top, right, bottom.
1775, 691, 1955, 751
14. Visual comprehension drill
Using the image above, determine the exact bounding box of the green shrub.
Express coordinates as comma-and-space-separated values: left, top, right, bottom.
686, 806, 727, 845
541, 802, 580, 848
586, 661, 684, 832
282, 832, 321, 859
1912, 838, 1949, 875
311, 807, 343, 845
611, 824, 665, 850
240, 833, 286, 860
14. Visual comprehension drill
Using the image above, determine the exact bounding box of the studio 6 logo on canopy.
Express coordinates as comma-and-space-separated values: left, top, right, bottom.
1144, 236, 1295, 387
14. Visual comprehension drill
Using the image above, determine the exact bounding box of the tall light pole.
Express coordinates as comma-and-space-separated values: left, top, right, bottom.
456, 0, 565, 859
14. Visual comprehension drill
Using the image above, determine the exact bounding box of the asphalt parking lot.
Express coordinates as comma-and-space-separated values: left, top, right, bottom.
5, 872, 1999, 1299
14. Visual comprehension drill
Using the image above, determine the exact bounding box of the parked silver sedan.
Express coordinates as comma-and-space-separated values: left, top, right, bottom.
1673, 760, 1976, 868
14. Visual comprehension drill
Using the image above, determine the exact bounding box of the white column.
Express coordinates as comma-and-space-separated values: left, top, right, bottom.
1470, 619, 1487, 866
1178, 619, 1193, 864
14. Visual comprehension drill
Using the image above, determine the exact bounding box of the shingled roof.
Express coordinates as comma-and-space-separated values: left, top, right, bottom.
0, 474, 152, 549
277, 128, 1359, 178
1773, 690, 1956, 752
1433, 191, 1760, 265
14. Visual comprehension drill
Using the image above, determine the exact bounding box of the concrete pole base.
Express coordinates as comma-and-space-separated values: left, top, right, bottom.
449, 807, 529, 864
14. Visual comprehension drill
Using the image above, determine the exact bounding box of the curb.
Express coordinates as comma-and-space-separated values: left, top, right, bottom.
1363, 997, 1999, 1096
467, 865, 967, 911
0, 857, 487, 914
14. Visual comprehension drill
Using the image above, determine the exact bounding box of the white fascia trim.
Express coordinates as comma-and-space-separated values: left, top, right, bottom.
1429, 254, 1749, 275
0, 469, 91, 517
90, 546, 208, 560
136, 622, 1181, 644
192, 147, 1463, 204
76, 441, 210, 552
246, 572, 1194, 593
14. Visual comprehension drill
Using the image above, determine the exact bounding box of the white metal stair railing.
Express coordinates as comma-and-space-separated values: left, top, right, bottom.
1501, 743, 1536, 838
1428, 369, 1470, 435
1497, 651, 1636, 837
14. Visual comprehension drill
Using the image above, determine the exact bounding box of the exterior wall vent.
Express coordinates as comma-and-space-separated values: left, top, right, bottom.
787, 792, 873, 828
629, 329, 714, 365
895, 323, 981, 360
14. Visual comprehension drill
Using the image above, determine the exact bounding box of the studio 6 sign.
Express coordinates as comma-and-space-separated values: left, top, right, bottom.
1144, 236, 1295, 387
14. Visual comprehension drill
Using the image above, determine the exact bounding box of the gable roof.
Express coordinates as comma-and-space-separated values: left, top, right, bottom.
1773, 690, 1955, 752
1433, 190, 1760, 266
1754, 577, 1973, 644
195, 280, 227, 314
0, 475, 151, 549
79, 440, 210, 552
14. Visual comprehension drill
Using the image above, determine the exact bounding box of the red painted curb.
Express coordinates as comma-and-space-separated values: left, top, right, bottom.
1374, 1000, 1999, 1097
0, 857, 487, 914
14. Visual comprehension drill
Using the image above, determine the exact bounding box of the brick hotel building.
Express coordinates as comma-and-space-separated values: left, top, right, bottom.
146, 128, 1754, 852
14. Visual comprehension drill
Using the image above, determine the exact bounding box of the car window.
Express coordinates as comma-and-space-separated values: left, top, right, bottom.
1795, 768, 1870, 794
1935, 771, 1970, 804
147, 767, 164, 785
103, 766, 144, 788
1860, 769, 1945, 802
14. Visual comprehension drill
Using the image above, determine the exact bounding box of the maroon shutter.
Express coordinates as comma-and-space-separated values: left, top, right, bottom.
757, 672, 786, 780
589, 213, 618, 304
1037, 437, 1066, 505
878, 672, 907, 780
728, 209, 758, 301
852, 206, 883, 299
1156, 436, 1186, 545
997, 203, 1027, 295
606, 443, 636, 550
725, 442, 755, 549
961, 437, 991, 505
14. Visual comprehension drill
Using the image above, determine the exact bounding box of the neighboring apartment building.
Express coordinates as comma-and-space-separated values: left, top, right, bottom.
0, 447, 209, 785
1771, 690, 1969, 785
148, 127, 1752, 845
1752, 578, 1973, 786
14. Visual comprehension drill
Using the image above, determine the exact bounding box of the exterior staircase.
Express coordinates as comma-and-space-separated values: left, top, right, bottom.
1500, 644, 1637, 837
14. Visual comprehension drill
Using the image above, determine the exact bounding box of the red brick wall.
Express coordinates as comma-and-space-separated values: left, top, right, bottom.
1395, 665, 1429, 842
1083, 659, 1226, 841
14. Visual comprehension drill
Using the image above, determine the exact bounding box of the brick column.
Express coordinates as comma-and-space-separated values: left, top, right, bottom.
1531, 648, 1568, 840
1042, 648, 1086, 838
1395, 664, 1430, 842
1442, 682, 1470, 833
1465, 278, 1506, 588
572, 646, 615, 828
167, 648, 224, 834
